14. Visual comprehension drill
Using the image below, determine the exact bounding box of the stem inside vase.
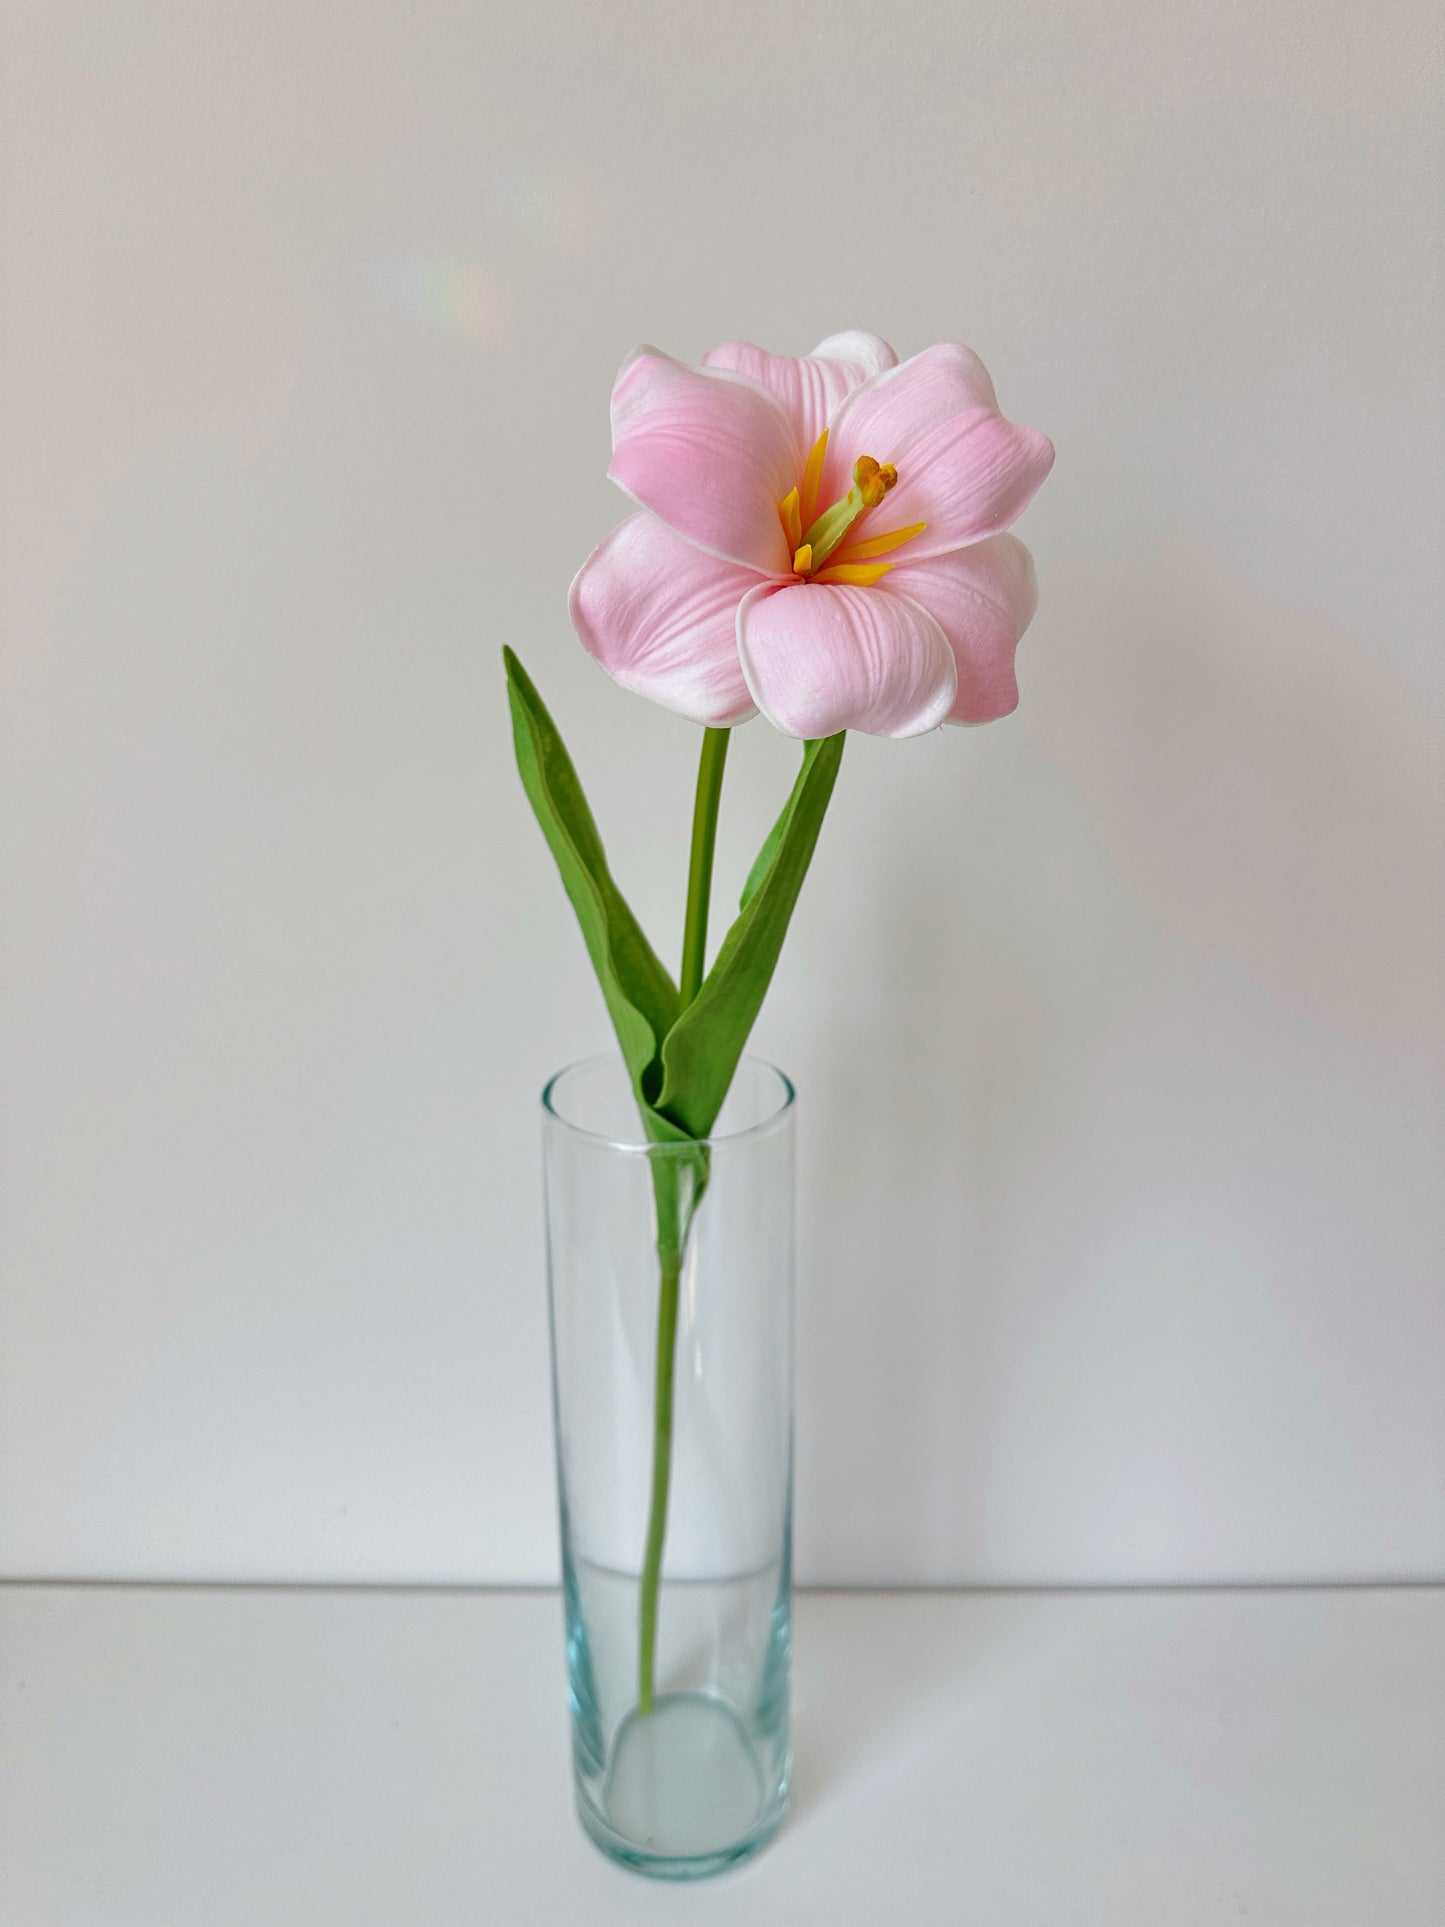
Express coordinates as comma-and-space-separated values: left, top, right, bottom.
636, 1244, 680, 1714
637, 724, 729, 1714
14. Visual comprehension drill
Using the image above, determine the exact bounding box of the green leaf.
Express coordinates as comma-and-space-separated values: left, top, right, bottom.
656, 733, 845, 1139
503, 649, 708, 1275
503, 647, 680, 1114
739, 793, 787, 910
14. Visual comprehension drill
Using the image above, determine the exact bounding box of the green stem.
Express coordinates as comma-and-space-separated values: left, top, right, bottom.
678, 727, 730, 1006
637, 725, 730, 1714
637, 1244, 682, 1715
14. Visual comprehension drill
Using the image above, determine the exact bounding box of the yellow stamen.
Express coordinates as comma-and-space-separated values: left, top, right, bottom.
811, 561, 895, 586
792, 541, 814, 575
829, 519, 927, 563
799, 428, 829, 527
779, 487, 803, 552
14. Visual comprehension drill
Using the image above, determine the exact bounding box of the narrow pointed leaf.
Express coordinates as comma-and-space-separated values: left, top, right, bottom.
657, 733, 844, 1138
503, 647, 680, 1111
739, 793, 788, 910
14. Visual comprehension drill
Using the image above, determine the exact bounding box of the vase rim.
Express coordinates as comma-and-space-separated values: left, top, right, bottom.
541, 1053, 795, 1155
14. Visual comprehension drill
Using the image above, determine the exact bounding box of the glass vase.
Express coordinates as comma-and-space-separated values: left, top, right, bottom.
541, 1054, 795, 1879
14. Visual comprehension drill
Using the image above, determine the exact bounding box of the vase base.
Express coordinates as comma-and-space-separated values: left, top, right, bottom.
577, 1691, 789, 1880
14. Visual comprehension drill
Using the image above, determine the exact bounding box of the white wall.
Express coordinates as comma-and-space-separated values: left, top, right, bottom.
2, 0, 1440, 1584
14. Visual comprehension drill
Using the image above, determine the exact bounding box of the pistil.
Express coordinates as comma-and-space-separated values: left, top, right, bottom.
778, 436, 926, 585
796, 455, 899, 573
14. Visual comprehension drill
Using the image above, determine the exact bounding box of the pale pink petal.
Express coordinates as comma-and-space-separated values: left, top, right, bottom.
821, 342, 1053, 560
608, 347, 799, 576
703, 331, 897, 453
889, 534, 1039, 724
818, 342, 997, 493
737, 581, 957, 740
569, 514, 759, 727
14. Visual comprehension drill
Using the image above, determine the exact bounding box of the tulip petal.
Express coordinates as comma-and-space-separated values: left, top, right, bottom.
822, 343, 1053, 559
737, 580, 957, 740
704, 331, 897, 454
570, 514, 759, 727
608, 348, 800, 576
890, 535, 1039, 724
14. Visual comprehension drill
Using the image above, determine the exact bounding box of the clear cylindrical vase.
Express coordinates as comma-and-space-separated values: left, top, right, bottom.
542, 1054, 795, 1879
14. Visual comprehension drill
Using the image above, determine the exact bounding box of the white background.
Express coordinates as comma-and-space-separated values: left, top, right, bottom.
2, 0, 1441, 1586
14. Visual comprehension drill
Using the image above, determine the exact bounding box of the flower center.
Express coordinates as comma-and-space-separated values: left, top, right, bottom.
793, 456, 897, 575
777, 429, 925, 586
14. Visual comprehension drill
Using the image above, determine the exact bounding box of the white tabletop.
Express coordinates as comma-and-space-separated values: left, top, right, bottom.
3, 1583, 1440, 1924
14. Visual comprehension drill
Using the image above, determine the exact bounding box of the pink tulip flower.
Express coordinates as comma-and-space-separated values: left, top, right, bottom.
569, 332, 1054, 738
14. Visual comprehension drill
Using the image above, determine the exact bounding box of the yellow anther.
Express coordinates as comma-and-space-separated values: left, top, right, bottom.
779, 487, 803, 552
800, 429, 829, 526
830, 519, 926, 564
812, 560, 895, 586
792, 542, 814, 576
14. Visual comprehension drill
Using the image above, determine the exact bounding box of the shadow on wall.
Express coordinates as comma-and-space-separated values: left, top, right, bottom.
792, 538, 1441, 1581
